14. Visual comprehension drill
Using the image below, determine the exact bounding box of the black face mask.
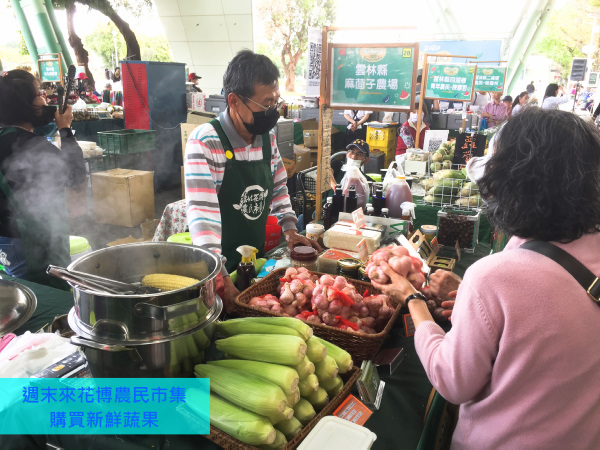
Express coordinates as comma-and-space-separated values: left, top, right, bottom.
238, 102, 280, 135
31, 105, 56, 128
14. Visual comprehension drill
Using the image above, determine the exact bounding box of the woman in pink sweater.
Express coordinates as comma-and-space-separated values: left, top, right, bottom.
374, 108, 600, 448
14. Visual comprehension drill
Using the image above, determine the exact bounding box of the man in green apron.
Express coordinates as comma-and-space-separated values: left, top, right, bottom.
184, 50, 320, 312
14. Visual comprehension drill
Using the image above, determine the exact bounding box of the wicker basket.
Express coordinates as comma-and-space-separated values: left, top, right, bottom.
205, 367, 361, 449
234, 268, 402, 362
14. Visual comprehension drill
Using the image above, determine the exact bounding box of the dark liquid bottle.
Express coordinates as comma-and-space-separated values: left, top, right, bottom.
236, 262, 255, 291
372, 189, 385, 216
322, 197, 335, 230
332, 185, 344, 222
345, 186, 358, 213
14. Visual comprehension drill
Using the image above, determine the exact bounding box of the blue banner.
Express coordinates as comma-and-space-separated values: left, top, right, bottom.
0, 378, 210, 435
420, 41, 503, 64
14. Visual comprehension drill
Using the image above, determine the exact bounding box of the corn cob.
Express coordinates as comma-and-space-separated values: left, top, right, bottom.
216, 334, 307, 366
293, 398, 316, 425
208, 359, 299, 395
314, 337, 353, 373
217, 320, 305, 339
274, 416, 303, 440
227, 317, 313, 341
298, 374, 319, 397
286, 389, 300, 407
194, 364, 290, 422
259, 430, 287, 449
320, 375, 344, 397
304, 387, 329, 411
141, 273, 199, 291
314, 355, 339, 381
306, 337, 326, 363
196, 391, 276, 446
291, 356, 315, 378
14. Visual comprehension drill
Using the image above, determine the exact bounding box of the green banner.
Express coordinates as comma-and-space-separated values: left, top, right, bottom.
589, 72, 598, 86
425, 64, 476, 101
330, 46, 416, 108
39, 59, 61, 82
474, 66, 506, 92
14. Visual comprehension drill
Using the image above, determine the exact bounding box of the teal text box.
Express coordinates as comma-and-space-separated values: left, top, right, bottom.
474, 66, 506, 93
0, 378, 209, 435
425, 64, 476, 101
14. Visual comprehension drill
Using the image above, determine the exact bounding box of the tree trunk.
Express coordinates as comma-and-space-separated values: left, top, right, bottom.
65, 2, 95, 88
104, 9, 141, 61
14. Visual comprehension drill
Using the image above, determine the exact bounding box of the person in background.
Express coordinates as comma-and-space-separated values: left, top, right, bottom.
511, 91, 529, 116
343, 110, 371, 146
396, 105, 429, 155
0, 70, 86, 288
105, 68, 113, 81
184, 50, 320, 313
188, 72, 202, 92
466, 91, 491, 113
76, 72, 88, 97
480, 91, 508, 128
541, 83, 569, 110
372, 108, 600, 448
329, 139, 374, 191
84, 85, 100, 103
526, 80, 535, 95
102, 83, 112, 103
501, 95, 513, 117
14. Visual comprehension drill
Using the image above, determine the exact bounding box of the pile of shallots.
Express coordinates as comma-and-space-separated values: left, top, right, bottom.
365, 245, 426, 290
247, 267, 394, 334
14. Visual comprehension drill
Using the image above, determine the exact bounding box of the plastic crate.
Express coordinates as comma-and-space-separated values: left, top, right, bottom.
436, 207, 480, 253
366, 124, 397, 148
97, 129, 156, 155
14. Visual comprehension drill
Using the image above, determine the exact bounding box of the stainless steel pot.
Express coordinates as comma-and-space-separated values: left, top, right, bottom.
67, 242, 221, 343
70, 318, 217, 378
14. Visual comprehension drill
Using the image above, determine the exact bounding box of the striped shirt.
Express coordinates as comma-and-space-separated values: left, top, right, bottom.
184, 110, 297, 274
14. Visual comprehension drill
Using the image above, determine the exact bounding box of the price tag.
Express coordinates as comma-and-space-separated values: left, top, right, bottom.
352, 208, 366, 230
403, 314, 416, 337
357, 238, 369, 264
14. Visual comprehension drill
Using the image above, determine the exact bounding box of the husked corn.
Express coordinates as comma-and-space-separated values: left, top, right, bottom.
141, 273, 199, 291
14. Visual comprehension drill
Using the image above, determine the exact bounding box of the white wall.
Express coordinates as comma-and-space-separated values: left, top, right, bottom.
153, 0, 254, 95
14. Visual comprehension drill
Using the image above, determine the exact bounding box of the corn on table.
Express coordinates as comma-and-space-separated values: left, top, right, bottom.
1, 245, 490, 449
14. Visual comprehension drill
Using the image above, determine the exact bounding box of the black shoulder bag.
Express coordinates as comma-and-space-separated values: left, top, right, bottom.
520, 240, 600, 306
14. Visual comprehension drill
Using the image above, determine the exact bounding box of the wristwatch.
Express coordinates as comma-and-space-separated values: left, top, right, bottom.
404, 292, 427, 305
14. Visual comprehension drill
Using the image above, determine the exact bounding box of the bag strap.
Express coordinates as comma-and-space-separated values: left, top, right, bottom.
520, 240, 600, 305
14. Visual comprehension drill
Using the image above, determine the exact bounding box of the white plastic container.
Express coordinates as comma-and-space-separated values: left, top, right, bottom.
69, 236, 92, 262
298, 416, 377, 450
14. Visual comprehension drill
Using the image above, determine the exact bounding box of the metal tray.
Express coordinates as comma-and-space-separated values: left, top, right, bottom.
0, 279, 37, 335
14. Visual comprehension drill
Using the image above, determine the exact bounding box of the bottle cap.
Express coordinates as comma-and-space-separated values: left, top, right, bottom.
397, 176, 406, 180
326, 197, 333, 203
290, 246, 318, 262
236, 245, 258, 264
367, 207, 374, 213
366, 203, 372, 208
381, 208, 389, 213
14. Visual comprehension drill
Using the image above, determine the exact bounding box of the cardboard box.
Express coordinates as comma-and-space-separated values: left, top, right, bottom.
65, 181, 88, 220
181, 123, 198, 160
293, 145, 312, 173
92, 169, 155, 227
190, 93, 206, 111
301, 119, 319, 148
186, 110, 216, 125
107, 219, 160, 246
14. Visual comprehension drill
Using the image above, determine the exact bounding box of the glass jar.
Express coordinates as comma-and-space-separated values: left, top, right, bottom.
337, 258, 362, 279
420, 225, 438, 244
290, 246, 319, 271
358, 266, 370, 282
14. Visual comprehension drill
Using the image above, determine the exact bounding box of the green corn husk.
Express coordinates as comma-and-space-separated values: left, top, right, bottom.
259, 430, 288, 449
306, 337, 326, 363
200, 392, 276, 446
286, 389, 300, 407
422, 177, 436, 190
433, 169, 466, 180
313, 337, 353, 374
314, 355, 339, 381
166, 339, 182, 377
191, 327, 211, 350
293, 398, 316, 425
320, 375, 344, 397
226, 317, 313, 341
291, 356, 315, 378
216, 334, 307, 366
267, 407, 294, 425
458, 181, 479, 197
194, 364, 289, 422
208, 359, 299, 395
303, 387, 329, 411
298, 374, 319, 396
274, 416, 303, 440
217, 320, 305, 339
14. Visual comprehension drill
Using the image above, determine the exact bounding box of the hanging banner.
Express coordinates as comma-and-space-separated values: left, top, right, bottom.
38, 55, 62, 83
329, 44, 418, 110
474, 66, 506, 93
424, 63, 476, 102
306, 28, 322, 98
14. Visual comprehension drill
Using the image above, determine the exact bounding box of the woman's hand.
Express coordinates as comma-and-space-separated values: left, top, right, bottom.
55, 104, 73, 130
440, 290, 457, 321
370, 261, 418, 307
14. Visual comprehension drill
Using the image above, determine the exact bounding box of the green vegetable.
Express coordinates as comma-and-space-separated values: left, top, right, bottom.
303, 387, 329, 411
320, 376, 344, 397
459, 181, 479, 197
293, 398, 316, 425
428, 179, 463, 196
286, 389, 300, 407
298, 374, 319, 396
313, 337, 353, 373
226, 317, 313, 341
217, 320, 305, 339
208, 359, 299, 395
306, 337, 326, 363
431, 152, 444, 163
274, 416, 303, 440
216, 334, 307, 366
292, 356, 315, 378
259, 430, 287, 449
194, 364, 290, 422
430, 162, 443, 173
454, 195, 483, 207
433, 169, 466, 180
314, 355, 339, 381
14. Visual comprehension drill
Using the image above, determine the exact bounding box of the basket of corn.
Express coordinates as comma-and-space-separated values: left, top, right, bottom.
234, 268, 403, 362
184, 316, 361, 449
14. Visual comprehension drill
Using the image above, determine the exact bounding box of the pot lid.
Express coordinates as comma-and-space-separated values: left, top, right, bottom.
0, 279, 37, 335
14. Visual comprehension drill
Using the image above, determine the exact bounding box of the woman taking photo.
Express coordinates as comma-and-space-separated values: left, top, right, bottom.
0, 70, 86, 288
373, 108, 600, 448
541, 83, 569, 110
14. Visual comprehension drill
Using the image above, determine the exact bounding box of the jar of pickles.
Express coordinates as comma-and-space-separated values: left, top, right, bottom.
337, 258, 362, 279
290, 246, 319, 271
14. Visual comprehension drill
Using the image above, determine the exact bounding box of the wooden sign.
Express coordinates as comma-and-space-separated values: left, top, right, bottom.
452, 133, 487, 165
38, 54, 63, 84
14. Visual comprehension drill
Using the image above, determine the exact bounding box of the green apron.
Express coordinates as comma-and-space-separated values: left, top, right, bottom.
0, 127, 71, 289
210, 119, 274, 273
